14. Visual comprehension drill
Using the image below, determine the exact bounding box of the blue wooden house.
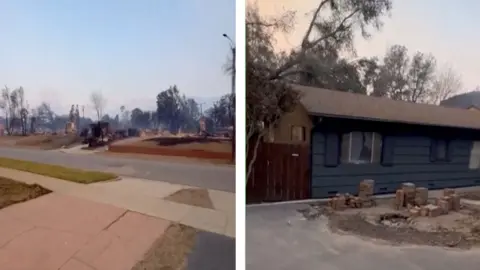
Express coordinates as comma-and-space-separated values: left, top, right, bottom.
268, 85, 480, 199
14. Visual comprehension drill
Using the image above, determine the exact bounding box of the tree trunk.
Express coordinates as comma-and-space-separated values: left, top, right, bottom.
246, 133, 263, 184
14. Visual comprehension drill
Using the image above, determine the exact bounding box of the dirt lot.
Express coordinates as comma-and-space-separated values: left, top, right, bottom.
300, 196, 480, 249
0, 134, 82, 150
130, 138, 232, 153
97, 151, 234, 166
0, 176, 51, 209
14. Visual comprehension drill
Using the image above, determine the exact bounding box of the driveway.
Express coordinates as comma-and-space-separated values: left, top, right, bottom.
0, 147, 234, 192
246, 203, 480, 270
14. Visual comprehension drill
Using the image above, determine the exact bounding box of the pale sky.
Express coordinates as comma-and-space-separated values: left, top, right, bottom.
252, 0, 480, 93
0, 0, 235, 118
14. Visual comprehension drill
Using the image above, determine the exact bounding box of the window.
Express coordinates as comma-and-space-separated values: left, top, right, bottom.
341, 132, 382, 164
431, 139, 449, 162
291, 126, 306, 142
436, 140, 448, 160
469, 141, 480, 169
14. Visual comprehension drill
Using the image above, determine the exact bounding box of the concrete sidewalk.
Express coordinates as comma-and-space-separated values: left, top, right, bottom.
0, 167, 235, 238
0, 192, 170, 270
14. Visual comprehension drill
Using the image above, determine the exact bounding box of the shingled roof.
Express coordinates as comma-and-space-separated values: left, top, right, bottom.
293, 84, 480, 130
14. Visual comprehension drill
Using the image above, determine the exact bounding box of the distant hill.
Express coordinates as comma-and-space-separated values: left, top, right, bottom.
440, 91, 480, 109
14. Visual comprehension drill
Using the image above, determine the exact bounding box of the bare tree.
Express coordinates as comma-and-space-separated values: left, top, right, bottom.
0, 86, 11, 134
90, 91, 106, 121
429, 65, 463, 104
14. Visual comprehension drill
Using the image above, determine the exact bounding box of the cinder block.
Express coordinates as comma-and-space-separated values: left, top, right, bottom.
394, 189, 405, 209
451, 194, 461, 211
359, 179, 375, 198
420, 206, 429, 217
437, 199, 450, 214
336, 195, 346, 211
402, 183, 416, 206
415, 187, 428, 206
442, 196, 453, 210
443, 188, 455, 197
427, 205, 442, 217
409, 208, 420, 217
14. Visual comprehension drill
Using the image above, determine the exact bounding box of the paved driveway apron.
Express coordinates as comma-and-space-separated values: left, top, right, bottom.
246, 204, 480, 270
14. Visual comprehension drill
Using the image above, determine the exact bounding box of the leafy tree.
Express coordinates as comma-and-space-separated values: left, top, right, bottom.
36, 102, 56, 129
130, 108, 153, 129
156, 85, 185, 133
206, 93, 235, 128
246, 0, 392, 180
370, 45, 437, 103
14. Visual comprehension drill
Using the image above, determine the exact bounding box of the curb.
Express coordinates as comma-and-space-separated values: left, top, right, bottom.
93, 176, 122, 184
246, 193, 397, 208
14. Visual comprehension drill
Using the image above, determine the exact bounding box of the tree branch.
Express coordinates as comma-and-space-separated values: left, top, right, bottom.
268, 8, 360, 81
301, 0, 331, 48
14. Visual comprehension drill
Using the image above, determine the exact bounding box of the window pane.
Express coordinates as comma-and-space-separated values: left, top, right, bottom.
350, 132, 371, 164
469, 141, 480, 169
437, 140, 447, 159
372, 133, 383, 163
291, 126, 305, 141
359, 132, 373, 163
341, 133, 350, 163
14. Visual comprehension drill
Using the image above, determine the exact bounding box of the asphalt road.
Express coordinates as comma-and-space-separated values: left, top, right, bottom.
0, 147, 235, 192
247, 204, 480, 270
187, 231, 235, 270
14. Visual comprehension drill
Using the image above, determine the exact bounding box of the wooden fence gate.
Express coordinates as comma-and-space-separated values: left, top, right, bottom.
247, 142, 310, 203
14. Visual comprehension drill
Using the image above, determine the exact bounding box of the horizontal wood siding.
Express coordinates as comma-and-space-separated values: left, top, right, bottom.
311, 133, 480, 198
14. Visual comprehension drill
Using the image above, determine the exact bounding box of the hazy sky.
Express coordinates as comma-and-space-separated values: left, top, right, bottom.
0, 0, 235, 118
252, 0, 480, 94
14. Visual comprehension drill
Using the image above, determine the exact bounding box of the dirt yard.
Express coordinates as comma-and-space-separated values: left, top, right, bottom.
165, 188, 214, 209
460, 190, 480, 201
0, 134, 82, 150
0, 177, 51, 209
300, 197, 480, 249
132, 223, 197, 270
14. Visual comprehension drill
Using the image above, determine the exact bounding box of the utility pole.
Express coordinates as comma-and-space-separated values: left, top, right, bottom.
223, 33, 235, 163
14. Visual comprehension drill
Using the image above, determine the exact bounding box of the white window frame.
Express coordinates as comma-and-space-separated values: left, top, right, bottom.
341, 132, 382, 164
469, 141, 480, 169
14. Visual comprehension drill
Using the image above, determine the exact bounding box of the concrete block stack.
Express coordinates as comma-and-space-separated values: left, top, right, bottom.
358, 179, 376, 208
406, 188, 461, 218
327, 180, 378, 210
394, 183, 423, 210
402, 183, 417, 207
329, 195, 346, 211
358, 179, 375, 199
436, 188, 461, 212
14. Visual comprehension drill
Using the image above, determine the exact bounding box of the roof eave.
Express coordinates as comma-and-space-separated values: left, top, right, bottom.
308, 111, 480, 131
